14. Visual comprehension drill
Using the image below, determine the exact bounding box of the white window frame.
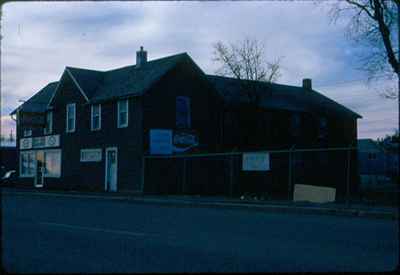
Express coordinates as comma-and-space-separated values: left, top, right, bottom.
19, 151, 36, 177
24, 129, 32, 137
66, 103, 76, 133
91, 104, 102, 131
44, 111, 53, 135
117, 99, 129, 128
44, 149, 62, 178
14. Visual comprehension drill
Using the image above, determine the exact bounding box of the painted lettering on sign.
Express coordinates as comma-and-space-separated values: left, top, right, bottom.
80, 149, 102, 162
19, 135, 60, 150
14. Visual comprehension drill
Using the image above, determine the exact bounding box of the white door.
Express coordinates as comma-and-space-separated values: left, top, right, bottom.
105, 147, 118, 192
34, 151, 44, 188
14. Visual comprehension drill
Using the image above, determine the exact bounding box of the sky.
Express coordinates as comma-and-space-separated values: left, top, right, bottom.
0, 1, 398, 145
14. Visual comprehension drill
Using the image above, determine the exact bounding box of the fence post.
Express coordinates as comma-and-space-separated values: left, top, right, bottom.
288, 145, 295, 201
182, 158, 186, 194
346, 145, 352, 207
229, 155, 234, 197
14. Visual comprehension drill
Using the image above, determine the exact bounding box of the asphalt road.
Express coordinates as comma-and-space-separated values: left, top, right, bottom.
1, 191, 399, 273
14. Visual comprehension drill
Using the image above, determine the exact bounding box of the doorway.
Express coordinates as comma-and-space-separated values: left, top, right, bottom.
105, 147, 118, 192
34, 151, 44, 188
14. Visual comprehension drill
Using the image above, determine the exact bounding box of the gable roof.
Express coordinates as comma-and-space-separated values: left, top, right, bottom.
10, 52, 362, 120
91, 52, 188, 102
10, 53, 189, 115
206, 75, 362, 119
10, 81, 59, 115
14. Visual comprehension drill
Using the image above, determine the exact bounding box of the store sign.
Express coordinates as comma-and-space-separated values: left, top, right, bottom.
242, 153, 270, 171
20, 134, 60, 150
80, 149, 102, 162
173, 130, 198, 153
150, 129, 172, 155
45, 135, 59, 147
20, 138, 32, 150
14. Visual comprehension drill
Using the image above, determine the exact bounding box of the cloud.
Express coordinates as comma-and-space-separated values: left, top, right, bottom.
1, 1, 395, 140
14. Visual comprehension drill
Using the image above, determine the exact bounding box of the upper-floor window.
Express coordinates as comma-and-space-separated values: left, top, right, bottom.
117, 99, 129, 128
66, 103, 76, 133
176, 96, 191, 129
44, 111, 53, 135
91, 104, 101, 131
23, 129, 32, 137
318, 117, 328, 139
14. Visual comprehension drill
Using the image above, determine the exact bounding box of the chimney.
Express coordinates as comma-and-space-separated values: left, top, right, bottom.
302, 78, 312, 90
136, 46, 147, 68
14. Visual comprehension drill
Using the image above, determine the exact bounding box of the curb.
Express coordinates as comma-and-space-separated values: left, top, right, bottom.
2, 188, 398, 220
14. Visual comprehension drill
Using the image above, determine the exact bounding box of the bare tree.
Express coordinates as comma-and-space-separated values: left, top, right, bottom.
212, 38, 283, 149
329, 0, 399, 99
213, 38, 282, 83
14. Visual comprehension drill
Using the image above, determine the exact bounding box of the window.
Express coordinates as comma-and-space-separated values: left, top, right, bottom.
176, 96, 191, 129
44, 150, 61, 177
24, 129, 32, 137
66, 103, 76, 133
44, 111, 53, 134
91, 104, 101, 131
80, 149, 102, 162
318, 117, 328, 138
20, 151, 35, 177
117, 100, 129, 128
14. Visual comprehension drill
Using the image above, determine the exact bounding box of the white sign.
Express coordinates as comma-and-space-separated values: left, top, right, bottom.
20, 138, 32, 150
45, 135, 60, 147
20, 134, 60, 150
150, 129, 172, 155
80, 149, 102, 162
293, 184, 336, 203
242, 153, 270, 171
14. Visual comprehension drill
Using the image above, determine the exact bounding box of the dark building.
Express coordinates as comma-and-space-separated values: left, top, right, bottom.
10, 48, 361, 199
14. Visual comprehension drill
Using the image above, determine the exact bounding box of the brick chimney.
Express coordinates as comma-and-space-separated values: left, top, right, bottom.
302, 78, 312, 90
136, 46, 147, 68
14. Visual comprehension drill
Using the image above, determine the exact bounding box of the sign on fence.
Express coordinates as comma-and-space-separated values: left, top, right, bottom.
150, 129, 172, 155
242, 152, 270, 171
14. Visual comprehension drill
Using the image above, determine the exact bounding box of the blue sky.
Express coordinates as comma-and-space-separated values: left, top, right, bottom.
1, 1, 398, 142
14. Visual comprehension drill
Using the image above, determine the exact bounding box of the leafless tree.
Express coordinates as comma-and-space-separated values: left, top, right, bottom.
328, 0, 399, 100
212, 38, 283, 149
213, 38, 282, 83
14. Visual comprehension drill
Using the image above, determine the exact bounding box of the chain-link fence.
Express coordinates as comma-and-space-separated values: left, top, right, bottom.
143, 147, 375, 205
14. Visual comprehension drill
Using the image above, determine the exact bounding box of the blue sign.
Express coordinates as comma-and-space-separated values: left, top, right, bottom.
150, 129, 172, 155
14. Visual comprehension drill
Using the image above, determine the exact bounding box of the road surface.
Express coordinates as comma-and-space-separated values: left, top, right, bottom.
2, 190, 398, 272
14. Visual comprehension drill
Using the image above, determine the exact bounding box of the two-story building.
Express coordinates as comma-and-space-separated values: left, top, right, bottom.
11, 47, 361, 198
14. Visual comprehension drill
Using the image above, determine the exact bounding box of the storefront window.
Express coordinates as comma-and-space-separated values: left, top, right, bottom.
44, 150, 61, 177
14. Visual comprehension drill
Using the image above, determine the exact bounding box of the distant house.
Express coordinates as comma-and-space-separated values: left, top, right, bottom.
357, 139, 387, 185
10, 47, 361, 199
380, 139, 399, 180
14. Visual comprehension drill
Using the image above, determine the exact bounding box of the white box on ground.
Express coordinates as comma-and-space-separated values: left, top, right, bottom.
293, 184, 336, 203
242, 152, 270, 171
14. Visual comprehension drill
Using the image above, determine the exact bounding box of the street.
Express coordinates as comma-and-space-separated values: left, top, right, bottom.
1, 190, 399, 272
